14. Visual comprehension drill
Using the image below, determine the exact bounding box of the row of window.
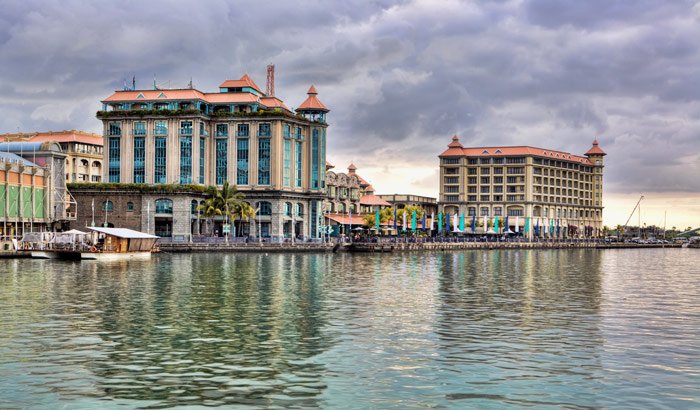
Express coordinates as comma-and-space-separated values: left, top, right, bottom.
110, 121, 283, 138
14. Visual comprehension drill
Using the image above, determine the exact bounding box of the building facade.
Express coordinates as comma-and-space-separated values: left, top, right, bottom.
1, 130, 104, 183
0, 142, 75, 238
377, 194, 438, 216
438, 136, 605, 237
97, 74, 329, 239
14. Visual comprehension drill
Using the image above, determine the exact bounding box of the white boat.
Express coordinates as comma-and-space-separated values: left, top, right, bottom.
25, 228, 159, 260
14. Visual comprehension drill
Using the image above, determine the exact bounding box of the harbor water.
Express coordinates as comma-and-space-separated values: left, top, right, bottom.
1, 249, 698, 409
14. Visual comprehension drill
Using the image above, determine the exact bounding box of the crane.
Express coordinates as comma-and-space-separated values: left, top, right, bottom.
622, 195, 644, 239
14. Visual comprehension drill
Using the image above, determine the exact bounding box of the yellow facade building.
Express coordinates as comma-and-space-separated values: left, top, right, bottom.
439, 135, 605, 237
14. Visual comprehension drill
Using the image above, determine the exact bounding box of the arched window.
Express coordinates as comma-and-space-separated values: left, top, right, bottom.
284, 202, 293, 217
258, 201, 272, 216
155, 198, 173, 214
102, 200, 113, 212
126, 202, 134, 212
338, 203, 346, 213
296, 203, 304, 217
191, 200, 198, 215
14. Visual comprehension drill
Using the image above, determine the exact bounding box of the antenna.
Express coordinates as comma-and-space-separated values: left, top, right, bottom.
266, 64, 275, 97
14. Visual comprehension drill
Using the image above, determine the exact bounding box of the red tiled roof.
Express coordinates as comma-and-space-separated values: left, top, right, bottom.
218, 74, 263, 93
103, 89, 205, 102
259, 96, 290, 111
440, 143, 593, 164
448, 135, 463, 148
325, 214, 366, 225
585, 139, 606, 156
203, 92, 259, 104
296, 85, 329, 112
0, 130, 103, 146
359, 195, 392, 206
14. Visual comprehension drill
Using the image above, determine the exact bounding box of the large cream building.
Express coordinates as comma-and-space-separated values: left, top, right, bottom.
439, 135, 605, 237
1, 130, 104, 183
97, 74, 329, 239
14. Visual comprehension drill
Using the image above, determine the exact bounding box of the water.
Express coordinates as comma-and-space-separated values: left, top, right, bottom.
0, 249, 698, 409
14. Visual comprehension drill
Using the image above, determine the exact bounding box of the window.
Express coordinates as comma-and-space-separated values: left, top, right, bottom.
155, 199, 173, 214
445, 186, 459, 193
507, 167, 524, 174
508, 208, 524, 216
467, 177, 477, 184
258, 138, 271, 185
445, 176, 459, 184
133, 137, 145, 183
108, 137, 120, 182
127, 202, 134, 212
468, 158, 478, 165
468, 207, 476, 216
237, 138, 249, 185
494, 167, 503, 174
296, 127, 302, 139
199, 122, 208, 136
237, 124, 249, 137
154, 136, 167, 184
481, 177, 489, 184
108, 122, 121, 136
102, 200, 113, 212
296, 141, 303, 187
481, 167, 490, 174
467, 187, 477, 193
199, 137, 205, 184
480, 186, 490, 193
311, 129, 319, 189
258, 201, 272, 216
493, 158, 504, 164
480, 158, 491, 164
216, 138, 227, 185
468, 195, 477, 201
506, 157, 525, 164
284, 202, 293, 216
467, 168, 477, 175
283, 139, 291, 187
154, 121, 167, 136
443, 158, 459, 165
284, 124, 291, 138
133, 121, 146, 136
480, 207, 489, 216
180, 121, 193, 135
494, 207, 502, 216
216, 124, 228, 137
259, 123, 271, 137
480, 195, 490, 201
180, 136, 192, 184
296, 203, 304, 217
191, 200, 198, 215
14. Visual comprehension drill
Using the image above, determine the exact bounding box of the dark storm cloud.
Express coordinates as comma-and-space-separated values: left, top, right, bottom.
1, 0, 699, 194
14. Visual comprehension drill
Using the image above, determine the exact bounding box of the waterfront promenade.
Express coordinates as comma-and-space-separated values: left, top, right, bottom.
158, 237, 681, 253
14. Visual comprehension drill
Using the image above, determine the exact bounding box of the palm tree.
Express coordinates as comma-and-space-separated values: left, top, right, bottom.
197, 181, 245, 242
232, 201, 256, 238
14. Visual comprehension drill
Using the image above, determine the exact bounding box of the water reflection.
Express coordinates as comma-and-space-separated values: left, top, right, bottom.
435, 250, 605, 408
0, 250, 698, 409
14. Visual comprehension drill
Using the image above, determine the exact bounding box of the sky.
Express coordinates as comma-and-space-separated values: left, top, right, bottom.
1, 0, 699, 229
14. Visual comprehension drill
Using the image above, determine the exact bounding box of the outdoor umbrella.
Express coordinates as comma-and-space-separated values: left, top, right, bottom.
459, 213, 465, 232
494, 216, 499, 233
471, 215, 476, 233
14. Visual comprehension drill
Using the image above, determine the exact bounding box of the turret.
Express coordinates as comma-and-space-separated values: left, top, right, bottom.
296, 85, 329, 123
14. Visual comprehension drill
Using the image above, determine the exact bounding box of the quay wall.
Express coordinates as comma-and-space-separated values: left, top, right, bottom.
158, 241, 682, 253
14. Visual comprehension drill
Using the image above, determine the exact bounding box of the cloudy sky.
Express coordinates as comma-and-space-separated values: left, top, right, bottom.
1, 0, 699, 228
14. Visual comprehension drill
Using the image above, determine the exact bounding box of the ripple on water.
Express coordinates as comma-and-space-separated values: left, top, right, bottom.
0, 250, 698, 409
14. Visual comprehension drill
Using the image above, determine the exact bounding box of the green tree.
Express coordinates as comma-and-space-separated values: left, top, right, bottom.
197, 181, 245, 241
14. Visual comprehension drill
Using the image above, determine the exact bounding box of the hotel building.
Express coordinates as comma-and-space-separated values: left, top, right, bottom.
1, 130, 104, 183
0, 142, 75, 238
97, 74, 329, 239
438, 136, 605, 237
